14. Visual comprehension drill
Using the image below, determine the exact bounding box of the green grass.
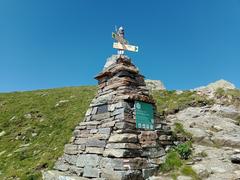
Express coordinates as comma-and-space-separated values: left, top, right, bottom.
175, 142, 192, 160
160, 151, 199, 179
173, 122, 193, 140
181, 165, 199, 180
160, 150, 182, 172
152, 90, 214, 116
0, 86, 96, 179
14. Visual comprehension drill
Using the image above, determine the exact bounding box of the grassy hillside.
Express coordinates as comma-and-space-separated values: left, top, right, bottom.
0, 86, 96, 179
0, 87, 214, 179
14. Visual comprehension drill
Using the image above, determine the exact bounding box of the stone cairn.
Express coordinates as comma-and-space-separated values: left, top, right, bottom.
43, 55, 176, 180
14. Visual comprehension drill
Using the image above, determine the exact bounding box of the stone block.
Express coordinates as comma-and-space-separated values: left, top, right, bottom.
76, 154, 101, 167
43, 170, 89, 180
91, 112, 111, 121
101, 168, 123, 180
140, 141, 157, 148
53, 161, 69, 171
80, 121, 100, 126
83, 166, 100, 178
98, 127, 111, 134
91, 106, 98, 115
63, 154, 78, 165
114, 122, 136, 130
108, 133, 138, 143
103, 148, 141, 158
69, 166, 83, 176
90, 129, 98, 134
96, 104, 108, 114
138, 131, 158, 142
142, 168, 157, 179
100, 157, 124, 170
101, 169, 143, 180
75, 125, 86, 130
85, 108, 92, 116
85, 138, 106, 148
159, 135, 173, 141
141, 147, 165, 158
92, 133, 109, 140
122, 158, 149, 170
115, 113, 125, 120
85, 147, 104, 154
100, 120, 116, 128
74, 138, 88, 145
112, 108, 124, 116
106, 143, 141, 149
64, 144, 79, 155
86, 125, 97, 130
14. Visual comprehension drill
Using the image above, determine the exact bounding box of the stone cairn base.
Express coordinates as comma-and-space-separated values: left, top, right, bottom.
43, 55, 176, 180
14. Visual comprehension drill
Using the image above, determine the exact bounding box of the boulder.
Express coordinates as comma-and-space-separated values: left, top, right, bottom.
192, 164, 210, 178
145, 79, 166, 91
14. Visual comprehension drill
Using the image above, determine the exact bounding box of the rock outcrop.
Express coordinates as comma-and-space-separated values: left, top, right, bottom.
43, 55, 176, 180
195, 79, 236, 98
145, 80, 166, 91
166, 101, 240, 179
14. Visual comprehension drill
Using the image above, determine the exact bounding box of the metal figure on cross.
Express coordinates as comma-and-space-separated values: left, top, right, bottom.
116, 26, 125, 55
112, 26, 138, 55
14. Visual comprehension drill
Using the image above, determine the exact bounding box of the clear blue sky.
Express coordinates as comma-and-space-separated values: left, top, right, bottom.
0, 0, 240, 92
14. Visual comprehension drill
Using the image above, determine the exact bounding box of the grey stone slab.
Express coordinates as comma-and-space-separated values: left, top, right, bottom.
43, 170, 88, 180
92, 133, 109, 140
74, 138, 88, 145
80, 121, 101, 126
91, 112, 111, 121
63, 154, 78, 165
85, 147, 104, 154
76, 154, 101, 167
106, 143, 141, 149
53, 161, 69, 172
111, 108, 124, 116
99, 120, 116, 128
100, 157, 124, 170
92, 107, 98, 115
98, 128, 111, 134
85, 138, 106, 148
114, 122, 136, 130
141, 147, 165, 158
96, 104, 108, 114
101, 169, 143, 180
83, 166, 100, 178
103, 149, 141, 158
114, 113, 125, 120
108, 133, 138, 143
85, 108, 92, 116
142, 168, 157, 179
64, 144, 79, 155
69, 166, 84, 176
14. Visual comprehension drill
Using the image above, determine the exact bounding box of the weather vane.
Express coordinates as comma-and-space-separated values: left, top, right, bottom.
112, 26, 139, 55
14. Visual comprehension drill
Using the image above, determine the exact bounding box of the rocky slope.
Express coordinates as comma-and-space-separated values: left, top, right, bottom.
158, 80, 240, 180
166, 105, 240, 179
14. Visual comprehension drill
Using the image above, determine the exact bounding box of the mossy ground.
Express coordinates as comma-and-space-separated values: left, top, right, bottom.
0, 86, 96, 179
215, 88, 240, 107
0, 87, 211, 179
152, 90, 213, 116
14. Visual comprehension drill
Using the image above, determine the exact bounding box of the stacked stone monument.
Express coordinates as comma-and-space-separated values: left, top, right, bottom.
43, 55, 176, 180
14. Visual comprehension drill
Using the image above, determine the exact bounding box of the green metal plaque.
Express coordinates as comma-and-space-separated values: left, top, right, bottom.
135, 101, 154, 130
